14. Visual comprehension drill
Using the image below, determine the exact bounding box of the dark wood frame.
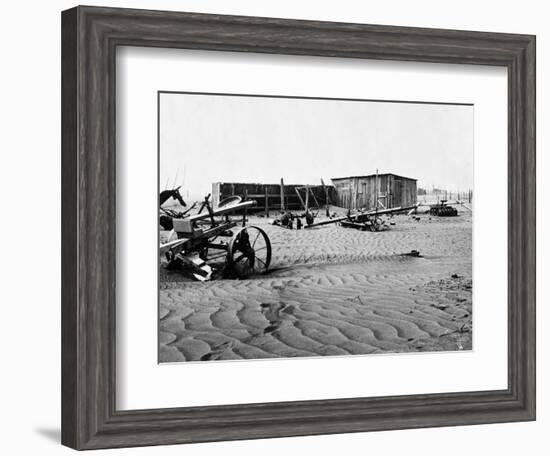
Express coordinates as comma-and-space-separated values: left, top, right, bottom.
61, 6, 536, 450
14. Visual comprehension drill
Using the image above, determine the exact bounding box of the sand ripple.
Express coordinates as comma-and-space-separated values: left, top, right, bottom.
160, 213, 472, 362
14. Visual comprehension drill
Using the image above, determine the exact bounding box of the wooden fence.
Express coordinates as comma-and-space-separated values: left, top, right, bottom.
212, 180, 337, 215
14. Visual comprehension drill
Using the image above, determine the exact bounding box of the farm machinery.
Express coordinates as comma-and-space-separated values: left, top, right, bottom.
305, 204, 417, 231
160, 195, 271, 281
426, 200, 459, 217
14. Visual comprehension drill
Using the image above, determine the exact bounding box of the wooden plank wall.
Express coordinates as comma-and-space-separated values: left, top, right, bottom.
398, 177, 417, 208
332, 175, 417, 210
212, 182, 337, 213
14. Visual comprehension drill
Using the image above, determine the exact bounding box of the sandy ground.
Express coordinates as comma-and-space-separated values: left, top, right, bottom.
159, 209, 472, 362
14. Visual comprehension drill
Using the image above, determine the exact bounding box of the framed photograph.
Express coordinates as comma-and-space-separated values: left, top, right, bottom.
61, 6, 535, 450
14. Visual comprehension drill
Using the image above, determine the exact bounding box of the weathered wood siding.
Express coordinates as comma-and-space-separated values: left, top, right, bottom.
331, 174, 417, 210
212, 182, 337, 212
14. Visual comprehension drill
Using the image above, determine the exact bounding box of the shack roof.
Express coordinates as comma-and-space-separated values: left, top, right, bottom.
331, 173, 417, 182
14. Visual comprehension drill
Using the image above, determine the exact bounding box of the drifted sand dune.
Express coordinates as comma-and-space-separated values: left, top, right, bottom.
159, 212, 472, 362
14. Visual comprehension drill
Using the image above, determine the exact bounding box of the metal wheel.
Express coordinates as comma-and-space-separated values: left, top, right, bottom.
227, 226, 271, 278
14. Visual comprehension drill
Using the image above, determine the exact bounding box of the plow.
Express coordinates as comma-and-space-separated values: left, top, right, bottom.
160, 195, 271, 281
305, 204, 417, 231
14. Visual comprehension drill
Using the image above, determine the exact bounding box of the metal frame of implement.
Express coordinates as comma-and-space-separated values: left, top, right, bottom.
160, 198, 272, 280
305, 205, 417, 230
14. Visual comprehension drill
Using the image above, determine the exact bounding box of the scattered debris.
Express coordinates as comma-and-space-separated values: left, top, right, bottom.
272, 210, 317, 229
401, 249, 423, 257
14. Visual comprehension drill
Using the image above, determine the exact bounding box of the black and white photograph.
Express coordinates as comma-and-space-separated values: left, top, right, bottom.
0, 0, 542, 453
158, 92, 474, 363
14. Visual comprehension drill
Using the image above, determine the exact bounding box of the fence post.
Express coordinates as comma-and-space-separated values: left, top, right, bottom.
265, 185, 269, 218
280, 178, 285, 212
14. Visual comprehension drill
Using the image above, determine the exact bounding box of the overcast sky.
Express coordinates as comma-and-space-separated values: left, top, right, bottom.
159, 92, 473, 201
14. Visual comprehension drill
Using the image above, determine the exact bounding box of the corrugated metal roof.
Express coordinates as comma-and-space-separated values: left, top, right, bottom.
331, 173, 417, 182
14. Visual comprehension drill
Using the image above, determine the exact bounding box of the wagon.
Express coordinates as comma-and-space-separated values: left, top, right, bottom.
160, 195, 272, 281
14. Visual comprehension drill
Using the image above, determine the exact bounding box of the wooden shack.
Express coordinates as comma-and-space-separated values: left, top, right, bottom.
212, 180, 337, 215
331, 173, 417, 210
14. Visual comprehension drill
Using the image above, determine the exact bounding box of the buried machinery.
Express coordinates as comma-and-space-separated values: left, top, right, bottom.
160, 195, 272, 281
305, 204, 418, 231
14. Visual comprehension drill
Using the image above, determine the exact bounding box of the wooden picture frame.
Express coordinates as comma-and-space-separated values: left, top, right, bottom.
61, 6, 536, 450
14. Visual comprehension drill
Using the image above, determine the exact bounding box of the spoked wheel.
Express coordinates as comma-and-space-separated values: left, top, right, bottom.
227, 226, 271, 278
